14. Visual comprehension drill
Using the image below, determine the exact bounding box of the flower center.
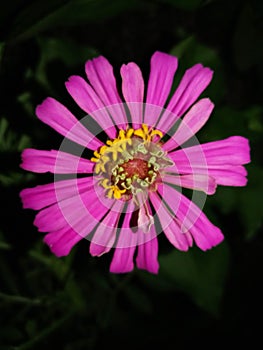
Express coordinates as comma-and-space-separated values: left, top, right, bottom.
91, 124, 173, 200
122, 158, 149, 179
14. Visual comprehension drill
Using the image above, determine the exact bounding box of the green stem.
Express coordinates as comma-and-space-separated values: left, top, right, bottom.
0, 292, 42, 305
13, 312, 74, 350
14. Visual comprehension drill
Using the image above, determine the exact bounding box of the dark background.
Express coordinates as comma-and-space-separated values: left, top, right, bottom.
0, 0, 263, 349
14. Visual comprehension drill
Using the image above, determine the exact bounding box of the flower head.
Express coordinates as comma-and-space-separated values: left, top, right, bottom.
20, 51, 250, 274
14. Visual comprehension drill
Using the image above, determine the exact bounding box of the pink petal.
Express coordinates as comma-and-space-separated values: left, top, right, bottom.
43, 226, 82, 257
36, 97, 102, 150
34, 185, 112, 236
89, 200, 125, 257
200, 136, 251, 165
206, 166, 248, 186
168, 63, 213, 116
120, 62, 144, 127
85, 56, 127, 128
20, 148, 94, 174
158, 184, 224, 250
41, 186, 111, 257
163, 173, 217, 195
146, 51, 178, 107
168, 136, 250, 186
149, 192, 193, 251
157, 64, 213, 132
20, 177, 93, 210
136, 229, 159, 274
65, 75, 117, 139
162, 98, 214, 151
144, 51, 178, 126
110, 244, 136, 274
110, 202, 137, 273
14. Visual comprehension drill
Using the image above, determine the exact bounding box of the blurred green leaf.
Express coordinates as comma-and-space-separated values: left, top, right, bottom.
0, 118, 31, 152
171, 35, 219, 66
123, 284, 153, 314
35, 36, 99, 91
247, 106, 263, 133
16, 311, 74, 350
29, 245, 74, 281
5, 0, 71, 41
8, 0, 142, 42
198, 105, 263, 144
140, 242, 229, 316
159, 243, 230, 316
0, 292, 42, 306
0, 118, 32, 187
28, 244, 87, 310
212, 164, 263, 239
0, 230, 12, 251
25, 320, 37, 338
170, 35, 226, 103
160, 0, 203, 10
17, 92, 35, 118
0, 172, 34, 187
233, 3, 263, 71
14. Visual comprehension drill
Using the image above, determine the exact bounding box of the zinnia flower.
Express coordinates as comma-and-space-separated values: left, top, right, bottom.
20, 51, 250, 274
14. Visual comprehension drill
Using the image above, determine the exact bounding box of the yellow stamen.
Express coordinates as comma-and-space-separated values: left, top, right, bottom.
150, 129, 163, 139
90, 125, 163, 183
90, 157, 99, 163
99, 145, 108, 154
134, 129, 146, 139
100, 178, 127, 199
126, 128, 134, 138
93, 151, 101, 158
142, 123, 149, 135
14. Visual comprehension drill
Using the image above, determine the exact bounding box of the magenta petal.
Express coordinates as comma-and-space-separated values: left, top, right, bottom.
110, 226, 137, 273
206, 166, 248, 186
65, 75, 116, 139
149, 192, 193, 251
136, 230, 159, 274
89, 200, 125, 257
39, 185, 115, 257
20, 148, 94, 174
110, 244, 136, 274
168, 136, 250, 186
44, 226, 82, 257
162, 98, 214, 151
168, 63, 213, 116
20, 177, 92, 210
36, 97, 102, 150
158, 184, 224, 250
144, 51, 178, 126
120, 62, 144, 127
110, 203, 137, 273
146, 51, 178, 107
163, 173, 217, 195
157, 64, 213, 132
34, 185, 111, 235
199, 136, 251, 165
34, 204, 67, 232
85, 56, 127, 128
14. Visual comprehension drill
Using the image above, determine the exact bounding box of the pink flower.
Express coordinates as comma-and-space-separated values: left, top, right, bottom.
20, 52, 250, 274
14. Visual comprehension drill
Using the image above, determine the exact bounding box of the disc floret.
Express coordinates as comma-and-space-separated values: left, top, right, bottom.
91, 124, 174, 200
